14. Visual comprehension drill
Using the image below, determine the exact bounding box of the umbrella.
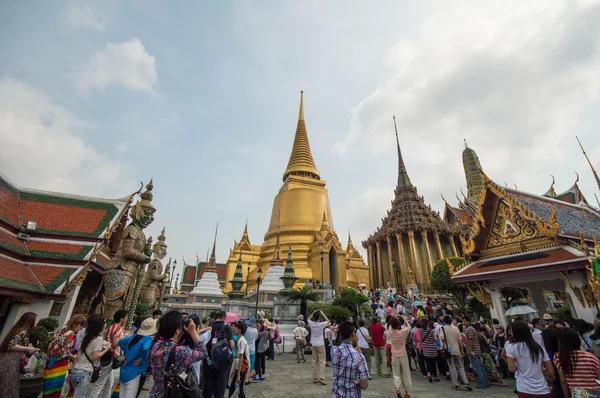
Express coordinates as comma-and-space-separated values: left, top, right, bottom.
358, 283, 367, 288
505, 305, 537, 316
224, 312, 240, 324
412, 300, 426, 308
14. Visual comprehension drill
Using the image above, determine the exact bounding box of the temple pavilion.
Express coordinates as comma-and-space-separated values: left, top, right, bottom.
223, 92, 369, 292
0, 172, 133, 339
451, 143, 600, 326
362, 119, 462, 293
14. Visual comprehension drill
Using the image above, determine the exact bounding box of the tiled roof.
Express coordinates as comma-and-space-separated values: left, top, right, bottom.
182, 266, 197, 284
29, 265, 76, 293
505, 189, 600, 239
0, 256, 42, 292
26, 241, 95, 260
198, 262, 227, 281
0, 228, 28, 255
454, 247, 586, 280
450, 206, 473, 224
0, 179, 20, 227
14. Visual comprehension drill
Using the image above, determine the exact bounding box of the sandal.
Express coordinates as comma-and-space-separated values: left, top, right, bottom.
452, 386, 460, 390
465, 385, 473, 391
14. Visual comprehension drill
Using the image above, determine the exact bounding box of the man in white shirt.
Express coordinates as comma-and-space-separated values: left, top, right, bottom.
356, 319, 372, 375
229, 321, 250, 398
293, 322, 309, 363
531, 318, 546, 351
375, 305, 385, 320
308, 310, 330, 385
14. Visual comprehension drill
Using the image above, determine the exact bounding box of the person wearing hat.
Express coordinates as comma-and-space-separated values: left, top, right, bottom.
244, 318, 258, 384
542, 313, 554, 328
117, 318, 157, 398
531, 318, 546, 352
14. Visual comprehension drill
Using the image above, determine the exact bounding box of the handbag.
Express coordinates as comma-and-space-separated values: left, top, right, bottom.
83, 350, 100, 383
441, 326, 452, 359
112, 353, 125, 369
164, 344, 202, 398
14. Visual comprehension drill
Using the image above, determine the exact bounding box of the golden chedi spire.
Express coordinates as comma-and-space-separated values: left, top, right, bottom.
462, 140, 484, 205
206, 223, 218, 273
393, 115, 412, 188
320, 211, 330, 232
283, 91, 320, 182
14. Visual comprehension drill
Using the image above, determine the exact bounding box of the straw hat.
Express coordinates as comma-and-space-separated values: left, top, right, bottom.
542, 313, 553, 320
138, 318, 158, 336
263, 320, 273, 330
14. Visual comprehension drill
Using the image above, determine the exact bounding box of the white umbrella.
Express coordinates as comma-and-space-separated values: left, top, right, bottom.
505, 305, 537, 316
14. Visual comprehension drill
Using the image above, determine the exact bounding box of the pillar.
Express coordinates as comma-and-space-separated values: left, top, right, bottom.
376, 241, 384, 289
421, 230, 433, 278
407, 231, 422, 286
450, 236, 459, 257
487, 285, 507, 328
527, 283, 547, 318
396, 233, 407, 291
367, 245, 375, 290
386, 236, 396, 289
433, 231, 443, 259
57, 285, 81, 328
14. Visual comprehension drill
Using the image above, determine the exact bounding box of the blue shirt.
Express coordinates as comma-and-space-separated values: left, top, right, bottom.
118, 334, 153, 383
331, 342, 369, 398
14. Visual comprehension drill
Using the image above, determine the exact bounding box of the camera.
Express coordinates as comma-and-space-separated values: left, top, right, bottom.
182, 316, 190, 327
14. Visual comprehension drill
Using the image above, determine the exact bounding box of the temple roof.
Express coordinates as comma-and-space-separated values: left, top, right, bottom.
364, 122, 458, 244
282, 91, 320, 182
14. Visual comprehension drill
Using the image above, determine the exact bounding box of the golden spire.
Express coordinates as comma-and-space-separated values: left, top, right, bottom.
273, 211, 281, 260
347, 230, 354, 250
283, 91, 320, 182
239, 219, 251, 247
577, 136, 600, 192
393, 115, 412, 188
206, 223, 218, 273
320, 211, 330, 231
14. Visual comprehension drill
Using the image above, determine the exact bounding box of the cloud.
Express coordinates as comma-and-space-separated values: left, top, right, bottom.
67, 3, 105, 31
0, 78, 134, 196
77, 38, 157, 93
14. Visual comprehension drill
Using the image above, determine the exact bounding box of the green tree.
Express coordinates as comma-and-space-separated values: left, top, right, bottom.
307, 303, 353, 323
332, 287, 369, 318
287, 286, 322, 321
430, 257, 469, 310
468, 297, 490, 319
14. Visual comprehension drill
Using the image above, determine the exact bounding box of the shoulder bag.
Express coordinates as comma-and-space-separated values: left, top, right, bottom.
83, 350, 100, 383
441, 326, 452, 359
164, 344, 202, 398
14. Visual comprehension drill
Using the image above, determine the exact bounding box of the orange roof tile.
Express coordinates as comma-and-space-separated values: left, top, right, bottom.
0, 184, 20, 227
0, 256, 41, 291
29, 265, 75, 292
0, 228, 27, 254
26, 240, 93, 260
20, 200, 110, 235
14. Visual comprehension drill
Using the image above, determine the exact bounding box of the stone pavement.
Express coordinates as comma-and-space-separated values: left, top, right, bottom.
139, 353, 516, 398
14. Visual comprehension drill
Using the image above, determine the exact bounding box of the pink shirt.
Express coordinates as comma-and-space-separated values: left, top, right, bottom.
385, 306, 394, 317
389, 327, 411, 357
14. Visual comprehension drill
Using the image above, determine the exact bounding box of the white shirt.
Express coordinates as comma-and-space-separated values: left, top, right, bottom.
308, 320, 328, 347
245, 326, 258, 355
200, 330, 211, 345
234, 336, 250, 370
532, 329, 546, 351
293, 326, 308, 340
506, 341, 550, 395
357, 327, 370, 349
376, 308, 385, 319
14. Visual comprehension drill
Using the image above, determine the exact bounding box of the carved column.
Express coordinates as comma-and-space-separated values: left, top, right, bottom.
386, 236, 396, 289
433, 231, 443, 259
396, 233, 407, 291
421, 230, 433, 279
450, 236, 459, 257
407, 230, 422, 286
375, 241, 384, 289
367, 245, 375, 289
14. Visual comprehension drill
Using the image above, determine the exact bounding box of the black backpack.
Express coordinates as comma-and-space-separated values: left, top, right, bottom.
164, 344, 202, 398
210, 327, 232, 370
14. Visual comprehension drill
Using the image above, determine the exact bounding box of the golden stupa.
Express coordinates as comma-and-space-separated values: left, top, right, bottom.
224, 92, 369, 292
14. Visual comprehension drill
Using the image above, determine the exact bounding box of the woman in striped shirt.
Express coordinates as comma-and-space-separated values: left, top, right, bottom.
555, 327, 600, 396
419, 319, 439, 382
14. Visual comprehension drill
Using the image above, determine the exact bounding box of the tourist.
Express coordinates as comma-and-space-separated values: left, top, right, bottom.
244, 317, 258, 383
117, 318, 156, 398
0, 312, 38, 397
555, 327, 600, 395
389, 316, 412, 398
252, 320, 269, 382
376, 305, 385, 319
308, 309, 331, 385
42, 313, 86, 398
273, 319, 282, 355
331, 320, 338, 345
204, 310, 235, 397
440, 315, 472, 391
356, 319, 372, 374
149, 310, 207, 398
293, 320, 308, 363
228, 321, 249, 398
412, 319, 427, 378
152, 309, 162, 320
72, 315, 112, 398
397, 301, 405, 315
434, 316, 449, 380
325, 322, 333, 367
90, 309, 128, 398
506, 320, 554, 397
385, 315, 394, 371
419, 318, 439, 382
494, 325, 510, 378
297, 314, 306, 328
542, 327, 563, 396
370, 316, 389, 378
266, 318, 276, 361
478, 325, 504, 384
331, 321, 370, 397
463, 316, 490, 389
543, 313, 554, 328
531, 318, 546, 351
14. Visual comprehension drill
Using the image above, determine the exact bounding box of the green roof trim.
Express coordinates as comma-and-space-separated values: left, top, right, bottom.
20, 191, 120, 238
0, 277, 42, 292
555, 192, 576, 205
44, 268, 76, 293
0, 177, 18, 196
0, 240, 28, 255
29, 245, 94, 261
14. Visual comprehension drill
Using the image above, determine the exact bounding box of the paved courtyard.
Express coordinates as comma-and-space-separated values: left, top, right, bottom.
140, 353, 516, 397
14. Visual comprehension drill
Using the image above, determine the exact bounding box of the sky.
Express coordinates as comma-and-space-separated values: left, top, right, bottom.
1, 0, 600, 282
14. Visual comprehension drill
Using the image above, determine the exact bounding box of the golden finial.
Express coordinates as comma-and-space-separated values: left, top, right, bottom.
576, 136, 600, 192
298, 90, 304, 121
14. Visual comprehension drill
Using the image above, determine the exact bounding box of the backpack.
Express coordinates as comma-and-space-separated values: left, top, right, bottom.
210, 327, 232, 371
164, 345, 202, 398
